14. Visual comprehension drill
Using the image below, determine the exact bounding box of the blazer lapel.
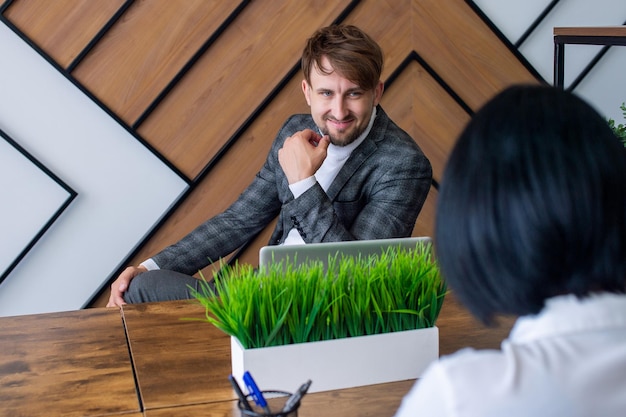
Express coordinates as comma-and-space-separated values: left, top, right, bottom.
325, 137, 377, 200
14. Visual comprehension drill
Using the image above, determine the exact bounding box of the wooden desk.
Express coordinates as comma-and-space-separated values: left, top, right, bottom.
0, 291, 513, 416
553, 26, 626, 88
120, 300, 234, 410
437, 291, 515, 355
122, 292, 515, 415
0, 308, 140, 417
143, 380, 416, 417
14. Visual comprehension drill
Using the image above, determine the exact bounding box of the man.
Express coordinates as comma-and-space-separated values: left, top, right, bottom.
107, 24, 432, 307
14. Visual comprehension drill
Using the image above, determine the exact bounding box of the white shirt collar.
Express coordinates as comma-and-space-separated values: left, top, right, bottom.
509, 292, 626, 344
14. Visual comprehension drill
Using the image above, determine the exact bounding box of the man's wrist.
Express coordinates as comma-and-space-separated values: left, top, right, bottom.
289, 176, 317, 198
139, 258, 159, 271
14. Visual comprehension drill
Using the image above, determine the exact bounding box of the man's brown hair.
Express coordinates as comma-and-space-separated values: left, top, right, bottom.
302, 25, 383, 91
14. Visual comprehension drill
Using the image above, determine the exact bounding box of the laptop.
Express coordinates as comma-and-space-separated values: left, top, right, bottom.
258, 236, 432, 270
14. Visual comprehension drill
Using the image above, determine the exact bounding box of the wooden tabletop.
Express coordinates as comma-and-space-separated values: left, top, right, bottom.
553, 26, 626, 47
437, 291, 515, 355
120, 300, 234, 410
143, 380, 416, 417
0, 290, 514, 416
121, 291, 515, 415
554, 26, 626, 37
0, 308, 140, 417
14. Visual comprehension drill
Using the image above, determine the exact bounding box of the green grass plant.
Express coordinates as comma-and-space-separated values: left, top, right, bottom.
607, 102, 626, 146
191, 242, 446, 349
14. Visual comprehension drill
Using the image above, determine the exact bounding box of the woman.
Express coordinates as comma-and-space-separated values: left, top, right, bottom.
395, 85, 626, 416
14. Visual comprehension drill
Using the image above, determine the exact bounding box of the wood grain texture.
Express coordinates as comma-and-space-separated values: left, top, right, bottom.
408, 0, 540, 108
4, 0, 125, 67
381, 60, 470, 183
341, 0, 412, 79
437, 291, 516, 355
72, 0, 241, 125
121, 300, 234, 410
144, 380, 416, 417
0, 294, 514, 416
411, 186, 436, 238
0, 308, 139, 417
554, 26, 626, 37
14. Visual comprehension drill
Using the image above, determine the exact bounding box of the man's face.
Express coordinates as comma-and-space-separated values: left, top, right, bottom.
302, 56, 383, 146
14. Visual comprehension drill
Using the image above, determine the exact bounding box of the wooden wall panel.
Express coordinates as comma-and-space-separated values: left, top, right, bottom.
409, 0, 538, 109
72, 0, 241, 126
4, 0, 125, 67
1, 0, 540, 308
381, 60, 470, 183
343, 0, 412, 80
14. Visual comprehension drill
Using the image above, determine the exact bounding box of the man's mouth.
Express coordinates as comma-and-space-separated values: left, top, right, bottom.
326, 118, 354, 131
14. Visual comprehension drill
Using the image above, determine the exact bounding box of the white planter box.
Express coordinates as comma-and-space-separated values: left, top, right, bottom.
231, 326, 438, 393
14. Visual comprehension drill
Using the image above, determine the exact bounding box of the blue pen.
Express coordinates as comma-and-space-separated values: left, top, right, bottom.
243, 371, 271, 415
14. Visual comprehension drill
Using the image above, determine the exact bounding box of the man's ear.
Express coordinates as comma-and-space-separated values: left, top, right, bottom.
373, 80, 384, 106
302, 79, 312, 106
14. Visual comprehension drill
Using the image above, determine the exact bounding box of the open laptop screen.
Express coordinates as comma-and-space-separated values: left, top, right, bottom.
259, 236, 432, 270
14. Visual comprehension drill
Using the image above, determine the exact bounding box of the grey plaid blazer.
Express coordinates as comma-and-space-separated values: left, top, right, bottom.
152, 106, 432, 274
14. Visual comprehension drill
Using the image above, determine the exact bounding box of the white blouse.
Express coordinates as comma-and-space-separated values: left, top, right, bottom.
394, 292, 626, 417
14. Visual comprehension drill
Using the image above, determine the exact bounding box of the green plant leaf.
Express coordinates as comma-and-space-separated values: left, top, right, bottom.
607, 102, 626, 146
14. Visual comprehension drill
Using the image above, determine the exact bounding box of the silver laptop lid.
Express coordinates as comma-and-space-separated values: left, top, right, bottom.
259, 236, 432, 270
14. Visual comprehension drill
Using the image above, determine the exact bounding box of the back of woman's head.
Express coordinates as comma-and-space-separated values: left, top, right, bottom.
435, 84, 626, 324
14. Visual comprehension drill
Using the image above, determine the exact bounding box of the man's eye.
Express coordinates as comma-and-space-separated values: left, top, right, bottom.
320, 91, 332, 97
349, 92, 363, 98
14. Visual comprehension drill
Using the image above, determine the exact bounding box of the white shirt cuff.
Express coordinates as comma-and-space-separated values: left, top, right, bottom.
140, 258, 160, 271
289, 176, 317, 198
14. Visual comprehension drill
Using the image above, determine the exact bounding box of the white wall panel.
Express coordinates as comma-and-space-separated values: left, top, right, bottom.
0, 134, 73, 278
576, 47, 626, 123
473, 0, 626, 122
471, 0, 553, 42
0, 22, 188, 316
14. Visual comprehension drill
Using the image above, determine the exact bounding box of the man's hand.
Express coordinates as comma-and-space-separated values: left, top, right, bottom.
106, 265, 147, 307
278, 129, 330, 184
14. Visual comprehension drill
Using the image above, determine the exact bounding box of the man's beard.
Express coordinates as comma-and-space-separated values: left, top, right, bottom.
321, 125, 362, 147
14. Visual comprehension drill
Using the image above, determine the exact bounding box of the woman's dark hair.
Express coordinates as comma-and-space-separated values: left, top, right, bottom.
301, 25, 383, 91
435, 84, 626, 325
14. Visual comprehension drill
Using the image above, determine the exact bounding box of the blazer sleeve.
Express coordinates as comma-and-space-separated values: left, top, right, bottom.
149, 120, 297, 274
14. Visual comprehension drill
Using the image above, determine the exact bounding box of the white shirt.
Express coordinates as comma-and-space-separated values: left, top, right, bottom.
394, 292, 626, 417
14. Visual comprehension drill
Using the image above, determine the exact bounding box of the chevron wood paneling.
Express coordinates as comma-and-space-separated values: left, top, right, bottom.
1, 0, 539, 308
408, 0, 538, 108
72, 0, 243, 126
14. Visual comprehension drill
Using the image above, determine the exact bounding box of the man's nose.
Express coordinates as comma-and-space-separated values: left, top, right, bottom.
331, 97, 348, 120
